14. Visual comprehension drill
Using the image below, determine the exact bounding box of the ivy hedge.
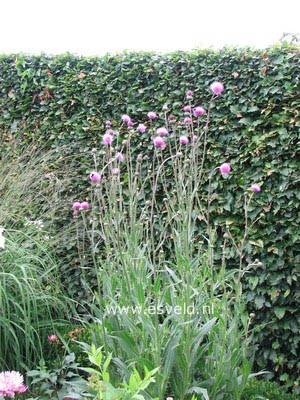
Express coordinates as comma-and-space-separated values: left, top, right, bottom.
0, 45, 299, 390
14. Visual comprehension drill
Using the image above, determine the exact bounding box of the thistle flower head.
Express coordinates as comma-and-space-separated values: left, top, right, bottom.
184, 117, 192, 124
80, 201, 89, 210
250, 184, 261, 192
90, 171, 101, 182
105, 120, 111, 126
180, 136, 189, 144
220, 163, 231, 175
116, 152, 124, 162
153, 136, 165, 148
193, 106, 205, 117
138, 123, 146, 133
210, 81, 224, 94
183, 105, 191, 113
72, 201, 82, 210
103, 132, 113, 145
156, 127, 168, 136
121, 114, 131, 123
147, 111, 157, 120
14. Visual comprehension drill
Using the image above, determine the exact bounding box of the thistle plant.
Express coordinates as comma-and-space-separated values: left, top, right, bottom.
72, 81, 262, 399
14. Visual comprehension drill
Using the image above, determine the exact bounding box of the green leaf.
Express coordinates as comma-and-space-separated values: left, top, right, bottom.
274, 307, 286, 320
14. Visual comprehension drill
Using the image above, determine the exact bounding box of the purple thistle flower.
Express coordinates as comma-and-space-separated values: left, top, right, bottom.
186, 89, 193, 98
153, 137, 166, 148
210, 81, 224, 94
250, 184, 261, 192
220, 163, 231, 175
80, 201, 89, 210
105, 120, 111, 126
127, 119, 134, 127
122, 114, 131, 123
180, 136, 189, 144
156, 127, 168, 136
90, 171, 101, 183
116, 152, 124, 163
183, 105, 191, 113
193, 106, 205, 117
138, 123, 146, 133
147, 111, 157, 120
72, 201, 82, 210
184, 117, 192, 124
103, 132, 113, 145
105, 129, 115, 136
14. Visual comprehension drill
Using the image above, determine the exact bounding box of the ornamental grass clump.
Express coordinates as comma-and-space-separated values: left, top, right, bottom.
72, 81, 264, 399
0, 147, 78, 372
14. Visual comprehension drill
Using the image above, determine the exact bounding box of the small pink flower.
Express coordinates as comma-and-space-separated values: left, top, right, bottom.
153, 137, 166, 148
210, 81, 224, 94
105, 120, 111, 126
122, 114, 131, 123
80, 201, 89, 210
147, 111, 157, 120
138, 123, 146, 133
250, 184, 261, 192
156, 127, 168, 136
193, 106, 205, 117
72, 211, 78, 218
112, 167, 120, 175
184, 117, 192, 124
186, 89, 193, 98
48, 334, 57, 342
103, 132, 113, 145
90, 171, 101, 182
72, 201, 81, 210
183, 105, 191, 113
220, 163, 231, 175
180, 136, 189, 144
106, 129, 115, 136
127, 119, 134, 127
116, 152, 124, 162
0, 371, 27, 398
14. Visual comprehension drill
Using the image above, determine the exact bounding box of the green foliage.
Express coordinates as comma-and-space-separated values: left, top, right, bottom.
26, 345, 159, 400
69, 92, 258, 400
0, 147, 76, 371
241, 378, 298, 400
0, 226, 70, 371
26, 353, 88, 400
0, 45, 299, 389
79, 343, 159, 400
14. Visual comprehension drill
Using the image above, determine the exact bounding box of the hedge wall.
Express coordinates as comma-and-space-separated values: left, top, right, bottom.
0, 45, 299, 389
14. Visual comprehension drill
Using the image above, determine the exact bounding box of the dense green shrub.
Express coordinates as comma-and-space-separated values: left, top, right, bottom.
241, 379, 298, 400
0, 44, 299, 389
